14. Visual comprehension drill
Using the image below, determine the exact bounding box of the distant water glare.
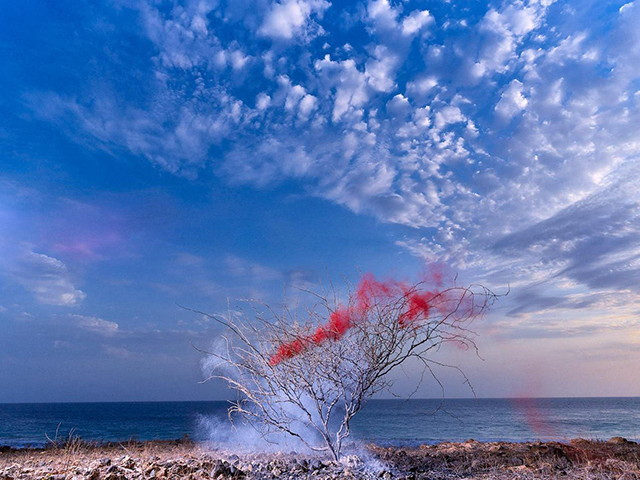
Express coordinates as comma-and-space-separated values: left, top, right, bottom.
0, 398, 639, 448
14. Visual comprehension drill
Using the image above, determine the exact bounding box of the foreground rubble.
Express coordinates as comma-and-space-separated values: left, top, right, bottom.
1, 437, 639, 479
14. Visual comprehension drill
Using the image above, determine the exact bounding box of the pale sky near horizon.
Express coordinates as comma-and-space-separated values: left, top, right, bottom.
1, 0, 639, 403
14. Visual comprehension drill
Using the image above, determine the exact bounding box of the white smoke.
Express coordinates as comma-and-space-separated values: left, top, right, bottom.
196, 414, 311, 453
197, 323, 390, 474
198, 337, 324, 453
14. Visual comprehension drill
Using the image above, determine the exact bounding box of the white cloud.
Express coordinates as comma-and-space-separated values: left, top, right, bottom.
26, 88, 246, 178
11, 249, 86, 306
495, 79, 528, 119
366, 0, 399, 33
412, 106, 431, 129
406, 76, 438, 97
386, 93, 410, 116
69, 314, 119, 336
363, 0, 433, 97
314, 56, 369, 122
476, 1, 554, 77
284, 83, 307, 111
138, 0, 222, 69
26, 0, 640, 318
434, 105, 465, 129
620, 2, 635, 14
258, 0, 329, 41
230, 50, 250, 70
221, 135, 315, 186
256, 92, 272, 110
11, 0, 640, 401
104, 346, 137, 358
479, 163, 640, 318
401, 10, 434, 36
501, 5, 539, 35
298, 94, 318, 118
365, 45, 399, 92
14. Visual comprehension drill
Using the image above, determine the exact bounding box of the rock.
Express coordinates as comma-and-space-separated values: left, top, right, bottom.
210, 459, 243, 478
341, 455, 364, 469
87, 468, 101, 480
308, 459, 324, 471
508, 465, 529, 473
489, 445, 506, 454
508, 456, 524, 466
570, 438, 590, 445
609, 436, 635, 444
528, 443, 567, 460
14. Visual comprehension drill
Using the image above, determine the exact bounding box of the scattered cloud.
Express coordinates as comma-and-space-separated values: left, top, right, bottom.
401, 10, 434, 37
19, 0, 640, 329
68, 314, 119, 336
258, 0, 330, 41
495, 79, 528, 119
2, 0, 640, 403
10, 248, 86, 306
492, 165, 640, 294
103, 346, 137, 359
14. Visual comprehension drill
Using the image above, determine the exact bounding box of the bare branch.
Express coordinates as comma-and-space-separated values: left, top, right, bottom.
193, 273, 501, 461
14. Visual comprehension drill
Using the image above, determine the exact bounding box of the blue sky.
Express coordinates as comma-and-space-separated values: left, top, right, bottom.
1, 0, 639, 402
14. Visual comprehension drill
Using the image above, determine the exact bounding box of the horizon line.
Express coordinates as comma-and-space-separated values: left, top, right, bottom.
2, 395, 639, 405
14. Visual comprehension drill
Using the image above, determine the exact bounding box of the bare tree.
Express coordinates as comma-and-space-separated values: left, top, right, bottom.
192, 273, 499, 461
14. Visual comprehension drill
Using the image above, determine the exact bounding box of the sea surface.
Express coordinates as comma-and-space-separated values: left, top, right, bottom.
1, 398, 639, 448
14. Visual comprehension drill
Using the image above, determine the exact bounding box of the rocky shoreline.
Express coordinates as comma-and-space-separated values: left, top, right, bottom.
1, 437, 639, 479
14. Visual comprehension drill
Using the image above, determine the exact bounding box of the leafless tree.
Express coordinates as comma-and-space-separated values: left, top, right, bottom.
191, 274, 499, 461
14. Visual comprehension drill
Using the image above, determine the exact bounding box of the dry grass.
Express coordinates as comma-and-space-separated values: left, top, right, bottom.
370, 438, 640, 479
1, 438, 639, 479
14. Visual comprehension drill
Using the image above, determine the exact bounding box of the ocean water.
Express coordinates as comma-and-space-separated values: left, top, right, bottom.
0, 398, 638, 448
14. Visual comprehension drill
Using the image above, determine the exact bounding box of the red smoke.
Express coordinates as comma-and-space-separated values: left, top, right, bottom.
512, 397, 557, 439
511, 375, 557, 439
269, 272, 443, 366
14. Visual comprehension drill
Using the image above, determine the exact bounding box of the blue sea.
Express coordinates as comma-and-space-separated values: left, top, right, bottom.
1, 398, 639, 448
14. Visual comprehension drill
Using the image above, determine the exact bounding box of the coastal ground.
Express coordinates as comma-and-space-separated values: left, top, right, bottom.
1, 437, 639, 479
